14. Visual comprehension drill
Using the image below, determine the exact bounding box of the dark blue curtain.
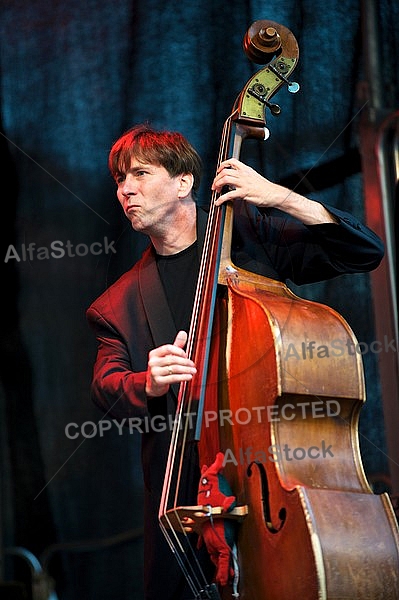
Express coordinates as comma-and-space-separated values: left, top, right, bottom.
1, 1, 398, 598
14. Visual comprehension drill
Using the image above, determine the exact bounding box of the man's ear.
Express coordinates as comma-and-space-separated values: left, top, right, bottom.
177, 172, 194, 198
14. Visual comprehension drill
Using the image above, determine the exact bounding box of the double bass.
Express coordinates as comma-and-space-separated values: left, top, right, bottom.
159, 19, 399, 599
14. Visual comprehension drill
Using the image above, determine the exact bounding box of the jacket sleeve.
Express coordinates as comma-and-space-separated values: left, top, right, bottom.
86, 305, 150, 422
234, 201, 384, 285
306, 205, 383, 264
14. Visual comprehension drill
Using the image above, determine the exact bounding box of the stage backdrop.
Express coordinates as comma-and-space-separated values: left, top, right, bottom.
1, 1, 398, 599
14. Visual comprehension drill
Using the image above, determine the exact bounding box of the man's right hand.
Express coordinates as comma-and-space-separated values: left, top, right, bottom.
145, 330, 197, 397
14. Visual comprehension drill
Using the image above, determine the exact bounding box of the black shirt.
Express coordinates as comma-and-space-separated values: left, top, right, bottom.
156, 241, 199, 333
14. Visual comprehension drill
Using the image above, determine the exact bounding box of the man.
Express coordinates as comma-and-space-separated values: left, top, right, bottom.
86, 123, 383, 599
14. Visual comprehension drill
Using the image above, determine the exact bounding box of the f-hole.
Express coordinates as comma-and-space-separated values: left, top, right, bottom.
247, 460, 286, 533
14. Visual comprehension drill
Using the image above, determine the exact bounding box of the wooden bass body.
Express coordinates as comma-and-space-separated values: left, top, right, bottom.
213, 266, 399, 599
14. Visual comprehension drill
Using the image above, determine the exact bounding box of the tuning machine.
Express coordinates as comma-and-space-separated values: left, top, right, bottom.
269, 60, 300, 94
248, 83, 281, 116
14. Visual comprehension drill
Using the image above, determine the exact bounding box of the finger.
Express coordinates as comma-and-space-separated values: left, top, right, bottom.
214, 188, 237, 206
212, 170, 239, 193
173, 330, 188, 349
216, 158, 239, 173
149, 340, 187, 361
163, 359, 197, 376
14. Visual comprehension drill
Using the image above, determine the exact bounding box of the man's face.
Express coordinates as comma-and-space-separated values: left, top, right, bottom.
115, 158, 185, 235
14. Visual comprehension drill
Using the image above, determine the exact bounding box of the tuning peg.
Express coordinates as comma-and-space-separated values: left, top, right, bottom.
266, 102, 282, 115
269, 62, 300, 94
248, 83, 282, 116
287, 81, 300, 94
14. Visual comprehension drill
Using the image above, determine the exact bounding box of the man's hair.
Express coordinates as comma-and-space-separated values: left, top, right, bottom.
108, 124, 202, 197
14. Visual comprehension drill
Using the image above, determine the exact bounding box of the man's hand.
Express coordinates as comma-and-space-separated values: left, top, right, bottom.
145, 331, 197, 397
212, 158, 337, 225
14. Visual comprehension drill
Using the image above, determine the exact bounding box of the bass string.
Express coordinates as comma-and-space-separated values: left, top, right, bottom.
157, 116, 236, 595
162, 113, 234, 512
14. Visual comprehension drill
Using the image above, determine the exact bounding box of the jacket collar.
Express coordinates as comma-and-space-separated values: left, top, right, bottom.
138, 205, 207, 347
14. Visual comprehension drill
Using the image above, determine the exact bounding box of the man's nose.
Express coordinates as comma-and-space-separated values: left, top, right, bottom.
121, 175, 136, 196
